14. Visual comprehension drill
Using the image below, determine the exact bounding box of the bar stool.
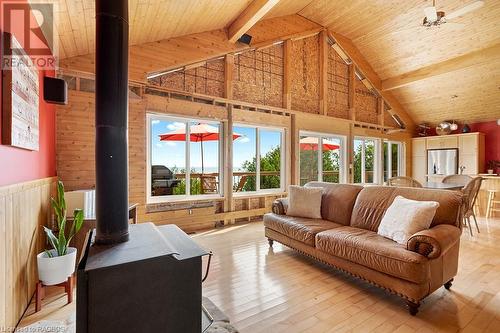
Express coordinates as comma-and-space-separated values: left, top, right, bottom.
486, 190, 500, 218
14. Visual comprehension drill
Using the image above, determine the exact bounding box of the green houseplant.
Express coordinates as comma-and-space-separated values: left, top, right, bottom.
37, 181, 84, 285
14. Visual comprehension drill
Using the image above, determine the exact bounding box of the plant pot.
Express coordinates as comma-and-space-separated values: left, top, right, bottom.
487, 169, 494, 174
37, 247, 77, 285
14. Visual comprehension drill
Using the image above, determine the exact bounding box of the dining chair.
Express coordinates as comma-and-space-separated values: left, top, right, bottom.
386, 176, 423, 188
442, 174, 472, 186
461, 177, 483, 236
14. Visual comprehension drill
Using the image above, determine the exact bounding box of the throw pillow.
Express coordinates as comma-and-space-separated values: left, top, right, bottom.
377, 195, 439, 245
286, 185, 323, 219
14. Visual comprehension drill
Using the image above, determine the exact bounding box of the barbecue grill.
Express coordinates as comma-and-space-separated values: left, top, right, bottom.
151, 165, 181, 196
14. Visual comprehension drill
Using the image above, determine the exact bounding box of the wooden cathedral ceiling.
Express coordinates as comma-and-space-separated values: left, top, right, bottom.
48, 0, 500, 124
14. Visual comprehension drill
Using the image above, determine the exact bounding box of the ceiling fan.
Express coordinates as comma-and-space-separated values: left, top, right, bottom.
422, 0, 485, 26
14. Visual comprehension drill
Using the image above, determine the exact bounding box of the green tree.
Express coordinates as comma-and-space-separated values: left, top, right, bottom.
353, 142, 374, 183
241, 146, 281, 191
299, 150, 340, 185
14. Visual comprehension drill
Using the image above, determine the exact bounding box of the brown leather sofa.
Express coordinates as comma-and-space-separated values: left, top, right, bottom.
263, 182, 464, 315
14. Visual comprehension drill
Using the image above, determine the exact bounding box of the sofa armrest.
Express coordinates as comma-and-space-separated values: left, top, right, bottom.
407, 224, 461, 259
272, 198, 288, 215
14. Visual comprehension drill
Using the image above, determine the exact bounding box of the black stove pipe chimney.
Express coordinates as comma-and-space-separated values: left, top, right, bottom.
95, 0, 129, 244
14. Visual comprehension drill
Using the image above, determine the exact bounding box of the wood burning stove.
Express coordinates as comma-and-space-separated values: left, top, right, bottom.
77, 223, 212, 332
77, 0, 212, 331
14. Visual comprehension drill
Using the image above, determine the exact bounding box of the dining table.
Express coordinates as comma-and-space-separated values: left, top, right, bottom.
422, 182, 464, 190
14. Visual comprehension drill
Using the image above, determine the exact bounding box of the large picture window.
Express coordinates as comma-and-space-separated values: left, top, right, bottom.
299, 132, 346, 185
353, 137, 380, 184
233, 125, 284, 193
384, 141, 405, 182
147, 114, 222, 202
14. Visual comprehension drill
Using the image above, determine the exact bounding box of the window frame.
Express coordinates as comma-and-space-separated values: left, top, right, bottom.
298, 130, 348, 184
232, 123, 286, 195
146, 113, 224, 203
383, 140, 406, 182
353, 136, 381, 184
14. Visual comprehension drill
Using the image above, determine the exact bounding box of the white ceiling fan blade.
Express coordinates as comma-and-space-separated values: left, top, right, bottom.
445, 1, 484, 20
424, 6, 438, 21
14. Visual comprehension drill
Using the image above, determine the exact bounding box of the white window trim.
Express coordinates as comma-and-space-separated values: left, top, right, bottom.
383, 140, 406, 182
354, 136, 381, 185
146, 113, 224, 204
299, 131, 348, 184
233, 123, 286, 194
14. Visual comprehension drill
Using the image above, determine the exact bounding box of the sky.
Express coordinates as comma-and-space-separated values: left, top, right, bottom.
150, 120, 282, 173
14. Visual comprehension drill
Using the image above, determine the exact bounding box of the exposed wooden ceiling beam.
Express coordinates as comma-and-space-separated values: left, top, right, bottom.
382, 44, 500, 91
227, 0, 281, 43
328, 31, 415, 130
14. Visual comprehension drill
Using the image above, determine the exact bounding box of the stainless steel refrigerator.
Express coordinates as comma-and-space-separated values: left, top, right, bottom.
427, 149, 458, 176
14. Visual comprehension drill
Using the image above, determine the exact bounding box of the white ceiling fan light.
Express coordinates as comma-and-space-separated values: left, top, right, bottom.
421, 0, 484, 27
423, 5, 438, 22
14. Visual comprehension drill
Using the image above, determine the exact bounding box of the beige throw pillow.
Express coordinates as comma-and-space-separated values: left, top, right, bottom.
377, 195, 439, 245
286, 185, 323, 219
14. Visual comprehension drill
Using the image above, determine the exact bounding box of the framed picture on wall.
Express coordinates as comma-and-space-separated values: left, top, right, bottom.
2, 32, 40, 151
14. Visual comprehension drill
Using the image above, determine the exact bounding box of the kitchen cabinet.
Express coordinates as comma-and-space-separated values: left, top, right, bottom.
412, 133, 484, 182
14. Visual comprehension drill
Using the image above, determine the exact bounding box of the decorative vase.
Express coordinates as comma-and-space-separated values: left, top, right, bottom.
37, 247, 77, 285
462, 124, 471, 133
488, 169, 494, 174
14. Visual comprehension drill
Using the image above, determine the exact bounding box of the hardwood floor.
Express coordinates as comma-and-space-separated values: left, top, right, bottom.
17, 216, 500, 332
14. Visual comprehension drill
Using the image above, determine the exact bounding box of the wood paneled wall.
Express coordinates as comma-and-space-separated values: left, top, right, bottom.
232, 44, 284, 107
0, 177, 55, 330
327, 47, 349, 119
290, 35, 320, 114
149, 58, 225, 97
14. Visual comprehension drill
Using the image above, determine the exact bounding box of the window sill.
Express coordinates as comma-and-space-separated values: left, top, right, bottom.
147, 194, 224, 205
232, 190, 287, 199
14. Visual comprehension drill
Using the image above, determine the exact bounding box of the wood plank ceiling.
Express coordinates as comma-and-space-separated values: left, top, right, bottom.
43, 0, 500, 125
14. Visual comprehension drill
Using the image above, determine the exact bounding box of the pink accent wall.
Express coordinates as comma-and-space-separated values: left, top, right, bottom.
469, 120, 500, 173
0, 1, 56, 186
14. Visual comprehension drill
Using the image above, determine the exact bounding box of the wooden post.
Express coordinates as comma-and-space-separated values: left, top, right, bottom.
319, 30, 328, 116
290, 113, 298, 185
224, 105, 234, 225
348, 123, 354, 184
224, 54, 234, 99
282, 39, 292, 109
348, 64, 356, 121
378, 97, 385, 127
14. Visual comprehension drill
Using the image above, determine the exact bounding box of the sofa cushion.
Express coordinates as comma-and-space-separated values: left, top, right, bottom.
350, 186, 463, 232
264, 214, 343, 246
305, 182, 363, 225
286, 185, 323, 219
315, 226, 429, 283
377, 196, 439, 245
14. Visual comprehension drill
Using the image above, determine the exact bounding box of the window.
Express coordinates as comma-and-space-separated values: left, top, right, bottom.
147, 114, 222, 202
233, 125, 284, 193
384, 141, 405, 182
299, 132, 346, 185
353, 137, 380, 184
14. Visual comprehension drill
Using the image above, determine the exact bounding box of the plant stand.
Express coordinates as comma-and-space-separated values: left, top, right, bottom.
35, 275, 74, 312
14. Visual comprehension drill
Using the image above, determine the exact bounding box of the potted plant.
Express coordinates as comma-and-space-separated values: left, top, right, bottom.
487, 160, 498, 174
37, 181, 84, 285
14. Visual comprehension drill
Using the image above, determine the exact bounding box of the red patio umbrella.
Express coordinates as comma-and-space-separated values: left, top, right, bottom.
300, 136, 340, 151
159, 123, 241, 174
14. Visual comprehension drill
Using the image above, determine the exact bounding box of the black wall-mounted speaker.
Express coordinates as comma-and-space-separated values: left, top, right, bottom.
237, 34, 252, 45
43, 76, 68, 105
